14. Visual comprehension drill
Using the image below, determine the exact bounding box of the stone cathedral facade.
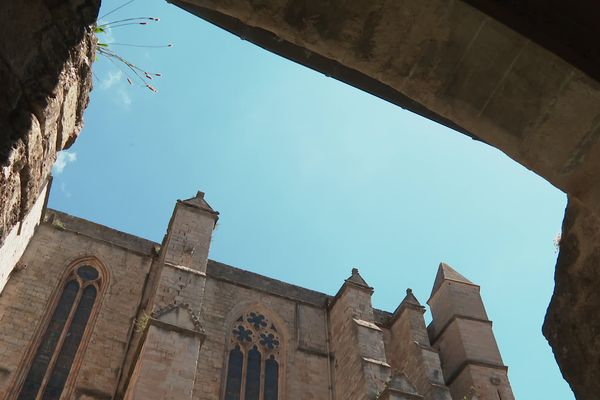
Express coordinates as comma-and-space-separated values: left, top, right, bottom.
0, 191, 515, 400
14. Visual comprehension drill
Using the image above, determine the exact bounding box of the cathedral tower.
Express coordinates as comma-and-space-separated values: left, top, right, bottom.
427, 263, 514, 400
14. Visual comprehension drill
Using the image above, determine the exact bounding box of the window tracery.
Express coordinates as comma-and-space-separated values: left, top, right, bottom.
15, 262, 105, 400
224, 311, 281, 400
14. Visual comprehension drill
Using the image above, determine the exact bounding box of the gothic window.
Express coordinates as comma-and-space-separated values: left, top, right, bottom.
16, 263, 104, 400
224, 311, 282, 400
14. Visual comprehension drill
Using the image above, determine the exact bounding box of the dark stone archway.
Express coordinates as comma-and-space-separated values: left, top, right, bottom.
168, 0, 600, 397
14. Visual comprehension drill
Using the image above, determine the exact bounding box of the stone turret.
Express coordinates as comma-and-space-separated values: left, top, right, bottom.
329, 268, 391, 400
162, 191, 219, 273
387, 289, 451, 400
124, 191, 219, 400
427, 263, 514, 400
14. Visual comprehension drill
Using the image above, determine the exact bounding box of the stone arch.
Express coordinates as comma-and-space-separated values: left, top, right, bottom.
9, 255, 110, 400
223, 301, 289, 346
220, 302, 288, 400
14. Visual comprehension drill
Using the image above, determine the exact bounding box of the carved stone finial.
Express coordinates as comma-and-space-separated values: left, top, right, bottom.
345, 267, 370, 288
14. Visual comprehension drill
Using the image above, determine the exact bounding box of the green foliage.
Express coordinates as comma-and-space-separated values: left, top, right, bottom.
553, 232, 561, 253
93, 1, 170, 92
134, 311, 151, 333
51, 218, 66, 230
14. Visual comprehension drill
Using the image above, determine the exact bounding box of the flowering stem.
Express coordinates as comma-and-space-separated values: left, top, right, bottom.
99, 0, 136, 20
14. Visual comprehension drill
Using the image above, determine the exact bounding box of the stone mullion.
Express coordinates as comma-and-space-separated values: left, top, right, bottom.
230, 313, 280, 400
240, 344, 248, 400
60, 280, 102, 399
259, 348, 265, 400
35, 276, 83, 400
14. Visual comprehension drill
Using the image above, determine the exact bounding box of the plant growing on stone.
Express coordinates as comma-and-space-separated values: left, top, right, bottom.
51, 218, 66, 230
93, 0, 171, 92
134, 311, 151, 333
553, 232, 561, 253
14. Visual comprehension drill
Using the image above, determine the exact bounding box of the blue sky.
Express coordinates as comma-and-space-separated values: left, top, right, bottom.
50, 0, 571, 398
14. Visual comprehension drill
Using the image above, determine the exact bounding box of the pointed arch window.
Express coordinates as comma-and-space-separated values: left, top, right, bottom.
16, 263, 105, 400
224, 312, 281, 400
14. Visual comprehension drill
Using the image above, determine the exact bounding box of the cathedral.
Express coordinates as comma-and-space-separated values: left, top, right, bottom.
0, 189, 515, 400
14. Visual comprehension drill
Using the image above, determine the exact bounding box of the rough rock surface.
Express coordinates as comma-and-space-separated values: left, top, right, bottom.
0, 0, 99, 246
544, 198, 600, 399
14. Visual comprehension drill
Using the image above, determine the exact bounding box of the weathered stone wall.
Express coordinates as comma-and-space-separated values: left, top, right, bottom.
0, 211, 154, 399
0, 0, 98, 252
0, 203, 517, 400
193, 266, 332, 400
544, 198, 600, 400
124, 323, 203, 400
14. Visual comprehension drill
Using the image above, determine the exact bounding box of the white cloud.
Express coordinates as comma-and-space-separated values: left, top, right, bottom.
53, 151, 77, 175
100, 70, 123, 90
59, 182, 72, 198
118, 88, 132, 107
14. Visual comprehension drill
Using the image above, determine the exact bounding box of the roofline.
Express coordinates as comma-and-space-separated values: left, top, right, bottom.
46, 210, 409, 323
45, 209, 158, 256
